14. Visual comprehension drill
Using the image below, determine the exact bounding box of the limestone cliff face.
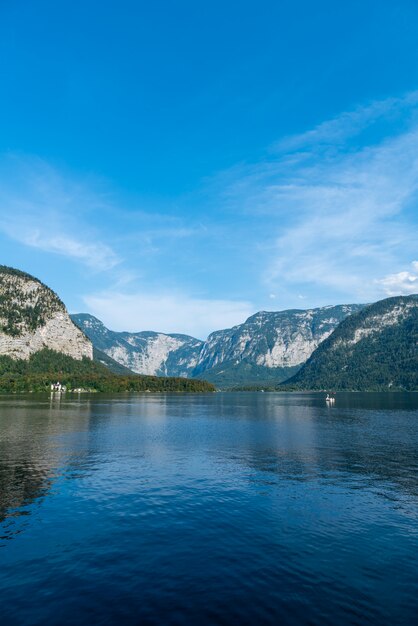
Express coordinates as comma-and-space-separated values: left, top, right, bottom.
73, 304, 364, 386
71, 313, 202, 376
0, 266, 92, 360
193, 305, 365, 374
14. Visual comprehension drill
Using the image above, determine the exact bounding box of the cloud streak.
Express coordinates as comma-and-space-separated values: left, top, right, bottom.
275, 90, 418, 152
9, 227, 119, 271
216, 91, 418, 304
0, 154, 120, 271
1, 92, 417, 336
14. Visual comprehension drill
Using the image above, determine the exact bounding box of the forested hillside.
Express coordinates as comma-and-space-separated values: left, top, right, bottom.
285, 295, 418, 391
0, 349, 215, 393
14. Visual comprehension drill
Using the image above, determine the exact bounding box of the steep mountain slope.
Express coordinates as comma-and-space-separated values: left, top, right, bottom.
71, 314, 203, 376
0, 266, 92, 360
73, 304, 363, 386
0, 265, 214, 393
193, 305, 364, 385
92, 348, 137, 375
286, 295, 418, 390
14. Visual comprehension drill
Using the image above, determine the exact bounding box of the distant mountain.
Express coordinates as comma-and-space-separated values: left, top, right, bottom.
0, 265, 92, 361
71, 314, 203, 377
73, 304, 364, 387
285, 295, 418, 391
193, 305, 364, 386
0, 265, 214, 393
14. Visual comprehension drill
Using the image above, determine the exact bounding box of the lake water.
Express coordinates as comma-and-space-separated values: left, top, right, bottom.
1, 392, 418, 625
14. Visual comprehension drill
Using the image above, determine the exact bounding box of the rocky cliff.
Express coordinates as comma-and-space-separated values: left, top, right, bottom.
71, 313, 202, 377
194, 305, 363, 375
73, 304, 363, 386
0, 266, 92, 361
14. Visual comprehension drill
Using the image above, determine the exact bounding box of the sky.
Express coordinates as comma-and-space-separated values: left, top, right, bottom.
1, 0, 418, 339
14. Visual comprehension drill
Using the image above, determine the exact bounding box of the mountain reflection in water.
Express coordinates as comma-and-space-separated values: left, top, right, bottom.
0, 392, 418, 625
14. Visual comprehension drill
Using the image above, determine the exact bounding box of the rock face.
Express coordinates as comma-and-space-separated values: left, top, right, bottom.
287, 295, 418, 390
71, 314, 203, 377
0, 266, 92, 360
73, 304, 363, 386
194, 305, 364, 373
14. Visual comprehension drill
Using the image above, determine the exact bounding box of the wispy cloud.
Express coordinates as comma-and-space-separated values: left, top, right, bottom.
0, 153, 206, 272
266, 128, 418, 293
84, 290, 254, 339
2, 92, 417, 333
5, 226, 119, 271
274, 91, 418, 152
0, 153, 120, 271
215, 91, 418, 303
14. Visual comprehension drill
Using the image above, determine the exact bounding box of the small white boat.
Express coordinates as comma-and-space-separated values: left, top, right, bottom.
326, 393, 335, 404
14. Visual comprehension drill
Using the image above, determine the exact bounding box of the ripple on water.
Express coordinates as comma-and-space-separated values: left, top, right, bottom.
0, 392, 418, 625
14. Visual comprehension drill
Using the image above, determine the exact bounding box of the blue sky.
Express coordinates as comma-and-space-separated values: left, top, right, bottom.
1, 0, 418, 338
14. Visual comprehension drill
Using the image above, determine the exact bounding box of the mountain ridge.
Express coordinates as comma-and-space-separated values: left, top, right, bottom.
72, 303, 364, 387
2, 264, 416, 391
71, 313, 203, 377
285, 295, 418, 390
0, 265, 215, 393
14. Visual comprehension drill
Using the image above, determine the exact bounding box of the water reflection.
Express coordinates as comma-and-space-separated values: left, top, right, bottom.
0, 397, 93, 539
220, 394, 418, 500
0, 393, 417, 625
1, 392, 418, 533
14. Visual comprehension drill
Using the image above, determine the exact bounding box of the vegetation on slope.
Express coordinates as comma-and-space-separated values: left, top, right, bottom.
0, 265, 64, 337
0, 349, 215, 393
194, 358, 301, 389
283, 295, 418, 391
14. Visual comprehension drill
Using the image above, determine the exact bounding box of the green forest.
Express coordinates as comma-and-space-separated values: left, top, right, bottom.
284, 296, 418, 391
0, 349, 215, 393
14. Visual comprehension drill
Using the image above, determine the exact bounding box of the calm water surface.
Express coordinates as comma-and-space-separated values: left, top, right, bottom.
1, 392, 418, 625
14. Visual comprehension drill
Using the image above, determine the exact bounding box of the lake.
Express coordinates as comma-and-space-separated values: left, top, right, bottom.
1, 392, 418, 625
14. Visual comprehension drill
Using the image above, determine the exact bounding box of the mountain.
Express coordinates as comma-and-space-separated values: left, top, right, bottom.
285, 295, 418, 391
71, 314, 203, 376
0, 265, 214, 393
0, 265, 92, 360
73, 304, 363, 387
193, 305, 364, 386
92, 347, 137, 375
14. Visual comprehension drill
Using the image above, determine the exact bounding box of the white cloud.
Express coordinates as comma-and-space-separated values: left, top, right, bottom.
268, 129, 418, 297
2, 93, 418, 326
83, 290, 254, 339
376, 261, 418, 296
275, 91, 418, 152
0, 154, 120, 271
1, 222, 119, 271
217, 91, 418, 302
